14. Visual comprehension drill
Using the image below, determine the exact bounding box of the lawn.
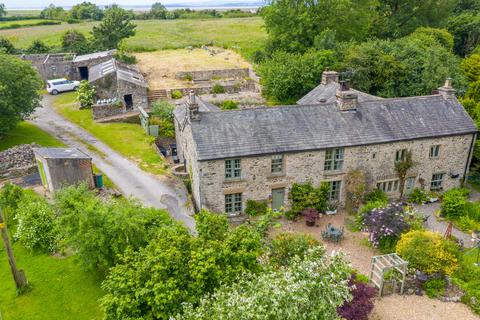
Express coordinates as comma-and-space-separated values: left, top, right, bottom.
0, 17, 266, 59
0, 243, 104, 320
0, 122, 65, 151
51, 92, 167, 175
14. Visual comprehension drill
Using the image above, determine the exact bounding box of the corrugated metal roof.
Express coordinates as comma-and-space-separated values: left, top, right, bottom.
33, 148, 91, 159
89, 59, 147, 87
183, 95, 476, 161
73, 49, 116, 63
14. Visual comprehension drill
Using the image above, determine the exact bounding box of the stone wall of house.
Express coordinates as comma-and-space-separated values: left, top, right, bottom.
194, 134, 475, 214
117, 78, 149, 110
175, 116, 202, 210
175, 68, 249, 81
92, 72, 118, 100
92, 103, 126, 120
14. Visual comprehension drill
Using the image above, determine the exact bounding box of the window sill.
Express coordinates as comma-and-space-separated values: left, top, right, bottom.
323, 170, 344, 176
269, 172, 286, 178
224, 178, 243, 183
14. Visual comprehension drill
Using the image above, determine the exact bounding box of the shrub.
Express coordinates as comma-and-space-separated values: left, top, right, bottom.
182, 73, 193, 81
14, 193, 59, 253
465, 201, 480, 222
194, 209, 228, 242
303, 207, 319, 225
76, 80, 96, 109
441, 188, 470, 218
396, 230, 459, 275
337, 275, 376, 320
453, 254, 480, 314
408, 188, 428, 204
171, 89, 183, 99
211, 83, 226, 94
0, 182, 25, 225
364, 189, 388, 203
424, 278, 446, 298
269, 232, 319, 267
245, 199, 268, 216
288, 182, 329, 219
220, 100, 239, 110
362, 203, 410, 253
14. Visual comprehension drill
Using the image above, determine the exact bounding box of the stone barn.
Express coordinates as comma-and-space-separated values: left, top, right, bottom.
72, 49, 117, 81
33, 148, 94, 193
21, 53, 76, 81
89, 58, 148, 113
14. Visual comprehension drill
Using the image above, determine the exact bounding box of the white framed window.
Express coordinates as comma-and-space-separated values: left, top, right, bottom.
429, 145, 440, 159
225, 193, 242, 215
324, 148, 344, 171
377, 179, 399, 193
225, 159, 241, 180
430, 173, 444, 192
271, 154, 284, 174
395, 149, 407, 162
51, 65, 57, 71
328, 180, 342, 200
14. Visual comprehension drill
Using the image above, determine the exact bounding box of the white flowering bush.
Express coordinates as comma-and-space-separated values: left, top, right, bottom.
14, 194, 59, 253
178, 247, 352, 320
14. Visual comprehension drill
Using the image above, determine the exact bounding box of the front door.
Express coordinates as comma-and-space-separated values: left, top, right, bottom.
272, 188, 285, 211
405, 177, 415, 195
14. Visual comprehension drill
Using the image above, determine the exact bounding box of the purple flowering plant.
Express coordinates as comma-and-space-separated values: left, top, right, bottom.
362, 203, 409, 251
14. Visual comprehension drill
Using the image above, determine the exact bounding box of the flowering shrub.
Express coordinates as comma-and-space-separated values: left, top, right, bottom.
288, 182, 329, 219
362, 203, 409, 252
396, 230, 459, 275
303, 207, 319, 225
408, 188, 428, 204
269, 232, 319, 266
14, 193, 59, 253
337, 275, 377, 320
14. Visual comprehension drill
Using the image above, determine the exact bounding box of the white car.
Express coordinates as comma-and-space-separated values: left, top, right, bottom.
46, 79, 80, 95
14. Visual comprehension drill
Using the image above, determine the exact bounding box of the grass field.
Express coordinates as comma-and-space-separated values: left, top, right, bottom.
0, 243, 104, 320
0, 17, 266, 59
0, 19, 59, 30
5, 10, 41, 17
0, 122, 65, 151
52, 92, 167, 175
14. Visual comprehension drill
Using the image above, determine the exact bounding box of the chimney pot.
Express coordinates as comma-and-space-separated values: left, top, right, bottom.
438, 77, 456, 100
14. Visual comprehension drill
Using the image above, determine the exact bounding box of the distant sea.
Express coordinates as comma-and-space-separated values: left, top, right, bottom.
7, 2, 263, 11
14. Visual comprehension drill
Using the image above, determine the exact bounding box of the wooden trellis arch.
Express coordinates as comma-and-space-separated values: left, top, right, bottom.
369, 253, 408, 297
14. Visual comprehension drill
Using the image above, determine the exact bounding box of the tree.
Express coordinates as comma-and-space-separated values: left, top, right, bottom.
258, 50, 335, 103
0, 3, 6, 17
26, 40, 50, 54
372, 0, 457, 39
0, 54, 42, 137
262, 0, 376, 53
40, 4, 67, 20
179, 247, 352, 320
0, 208, 28, 292
150, 2, 167, 19
0, 37, 16, 54
76, 80, 96, 109
100, 222, 263, 320
447, 12, 480, 56
395, 150, 414, 199
61, 30, 91, 54
70, 2, 103, 21
92, 5, 136, 50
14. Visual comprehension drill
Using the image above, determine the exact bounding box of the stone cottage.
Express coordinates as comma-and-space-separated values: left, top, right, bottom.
174, 71, 477, 215
89, 58, 148, 116
21, 49, 116, 81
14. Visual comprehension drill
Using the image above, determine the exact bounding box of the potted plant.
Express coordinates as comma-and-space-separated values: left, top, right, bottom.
303, 208, 319, 227
326, 202, 338, 215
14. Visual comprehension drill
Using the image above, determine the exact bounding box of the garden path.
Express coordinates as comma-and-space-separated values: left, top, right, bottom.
31, 95, 196, 233
414, 202, 474, 248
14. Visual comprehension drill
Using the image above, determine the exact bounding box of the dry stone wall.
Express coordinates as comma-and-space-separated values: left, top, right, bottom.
0, 144, 39, 179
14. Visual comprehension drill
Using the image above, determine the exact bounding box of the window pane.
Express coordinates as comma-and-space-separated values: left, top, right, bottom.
271, 155, 283, 173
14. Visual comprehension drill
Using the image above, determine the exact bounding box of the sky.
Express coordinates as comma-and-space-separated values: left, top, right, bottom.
3, 0, 235, 8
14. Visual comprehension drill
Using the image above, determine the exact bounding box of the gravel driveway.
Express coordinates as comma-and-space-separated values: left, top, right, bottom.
31, 95, 195, 232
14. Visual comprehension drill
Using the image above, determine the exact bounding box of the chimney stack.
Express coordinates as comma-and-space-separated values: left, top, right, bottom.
336, 80, 358, 111
188, 90, 200, 121
438, 78, 456, 100
321, 68, 339, 85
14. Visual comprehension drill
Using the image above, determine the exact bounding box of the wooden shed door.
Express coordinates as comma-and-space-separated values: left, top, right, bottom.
272, 188, 285, 211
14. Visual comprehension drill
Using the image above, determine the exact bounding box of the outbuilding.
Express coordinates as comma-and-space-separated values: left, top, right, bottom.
33, 148, 94, 193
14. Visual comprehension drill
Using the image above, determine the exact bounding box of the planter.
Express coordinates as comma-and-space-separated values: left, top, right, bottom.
306, 220, 316, 227
326, 209, 337, 215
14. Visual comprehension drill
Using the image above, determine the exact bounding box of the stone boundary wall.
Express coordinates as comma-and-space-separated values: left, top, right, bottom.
92, 103, 126, 120
175, 68, 249, 81
169, 79, 257, 97
0, 144, 38, 179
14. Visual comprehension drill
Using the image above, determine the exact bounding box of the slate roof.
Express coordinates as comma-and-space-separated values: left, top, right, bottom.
182, 95, 477, 161
89, 59, 148, 87
33, 148, 91, 160
298, 81, 383, 105
73, 49, 116, 63
174, 98, 221, 121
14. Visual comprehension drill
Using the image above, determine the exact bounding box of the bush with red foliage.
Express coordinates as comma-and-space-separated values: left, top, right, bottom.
302, 207, 319, 226
337, 275, 377, 320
